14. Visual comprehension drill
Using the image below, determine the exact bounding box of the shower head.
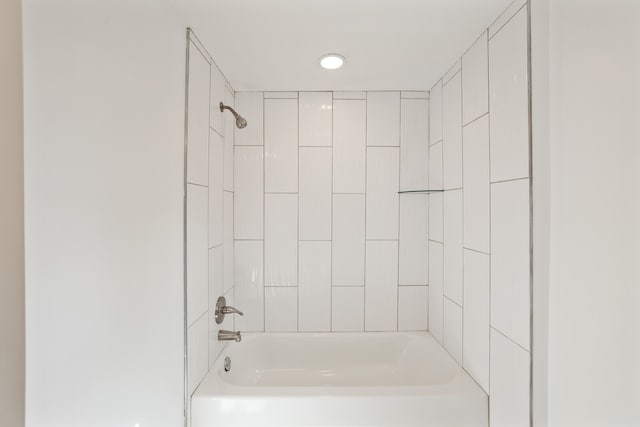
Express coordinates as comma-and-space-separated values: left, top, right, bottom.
219, 102, 248, 129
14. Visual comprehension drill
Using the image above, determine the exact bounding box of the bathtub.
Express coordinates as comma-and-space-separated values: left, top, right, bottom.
191, 332, 488, 427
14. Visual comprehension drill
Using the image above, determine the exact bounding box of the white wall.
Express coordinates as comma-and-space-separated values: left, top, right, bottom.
0, 0, 25, 425
546, 0, 640, 425
233, 91, 430, 333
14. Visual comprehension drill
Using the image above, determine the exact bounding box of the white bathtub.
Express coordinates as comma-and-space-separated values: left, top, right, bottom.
191, 332, 487, 427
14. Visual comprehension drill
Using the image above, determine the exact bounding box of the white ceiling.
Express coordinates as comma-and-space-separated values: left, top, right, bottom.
204, 0, 513, 91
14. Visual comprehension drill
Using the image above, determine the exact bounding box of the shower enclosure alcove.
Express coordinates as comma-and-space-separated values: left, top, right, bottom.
183, 0, 532, 425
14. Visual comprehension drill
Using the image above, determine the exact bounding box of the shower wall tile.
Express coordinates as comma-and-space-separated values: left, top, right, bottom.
264, 91, 297, 99
443, 72, 463, 190
400, 98, 429, 191
209, 130, 224, 248
264, 98, 298, 192
428, 241, 444, 342
264, 194, 298, 286
401, 91, 429, 99
429, 80, 443, 144
333, 91, 366, 100
333, 100, 366, 193
209, 246, 223, 313
366, 147, 400, 239
332, 194, 366, 286
299, 92, 332, 146
210, 63, 225, 135
366, 91, 400, 146
234, 146, 263, 239
463, 115, 490, 253
489, 7, 529, 182
398, 286, 429, 331
399, 194, 428, 286
443, 189, 463, 305
429, 141, 443, 190
186, 47, 209, 186
429, 192, 443, 243
443, 60, 461, 85
234, 92, 264, 146
332, 287, 365, 332
298, 241, 331, 332
234, 241, 264, 332
365, 241, 399, 332
223, 88, 235, 191
187, 184, 208, 325
488, 0, 527, 39
299, 147, 332, 241
223, 191, 234, 293
443, 298, 463, 364
462, 32, 489, 125
265, 287, 298, 332
187, 313, 208, 395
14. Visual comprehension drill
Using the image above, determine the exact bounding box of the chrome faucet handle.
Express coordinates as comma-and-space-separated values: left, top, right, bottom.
215, 296, 244, 324
218, 330, 242, 342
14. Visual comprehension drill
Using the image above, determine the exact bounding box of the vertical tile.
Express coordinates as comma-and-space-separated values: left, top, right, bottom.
428, 241, 443, 342
463, 115, 490, 253
234, 92, 264, 146
234, 241, 264, 332
365, 241, 399, 331
398, 286, 429, 331
299, 92, 332, 146
333, 91, 366, 100
265, 91, 297, 99
264, 98, 298, 192
490, 329, 531, 427
209, 130, 224, 248
429, 192, 443, 243
187, 184, 208, 325
186, 47, 209, 186
332, 287, 365, 332
265, 287, 298, 332
443, 72, 463, 190
443, 189, 463, 305
223, 191, 233, 293
208, 246, 224, 366
429, 141, 443, 190
187, 314, 208, 395
223, 87, 234, 191
462, 32, 489, 125
234, 146, 263, 239
489, 7, 529, 182
443, 298, 463, 364
210, 63, 225, 135
366, 147, 400, 239
264, 194, 298, 286
491, 179, 530, 349
298, 241, 331, 332
367, 91, 400, 146
489, 0, 527, 38
399, 194, 428, 285
299, 147, 332, 240
429, 80, 443, 144
332, 194, 365, 286
333, 100, 366, 193
401, 91, 429, 99
463, 249, 490, 392
400, 98, 429, 191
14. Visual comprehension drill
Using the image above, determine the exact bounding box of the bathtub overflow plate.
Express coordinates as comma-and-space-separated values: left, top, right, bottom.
224, 356, 231, 372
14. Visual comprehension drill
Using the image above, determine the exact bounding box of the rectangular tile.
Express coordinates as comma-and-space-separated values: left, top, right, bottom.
463, 115, 490, 253
491, 179, 530, 349
208, 246, 224, 364
333, 100, 366, 193
443, 72, 463, 190
264, 91, 298, 99
367, 91, 400, 146
234, 92, 264, 146
462, 32, 489, 125
489, 7, 529, 182
366, 147, 400, 239
399, 194, 429, 285
400, 98, 429, 191
489, 0, 528, 39
209, 130, 224, 248
398, 286, 429, 331
186, 47, 209, 186
463, 249, 490, 392
187, 314, 208, 395
332, 194, 366, 286
332, 287, 365, 332
299, 92, 332, 146
490, 329, 531, 427
223, 191, 233, 293
443, 298, 463, 364
234, 240, 264, 332
443, 60, 461, 85
429, 80, 443, 144
223, 87, 234, 191
428, 241, 443, 342
443, 189, 463, 305
265, 287, 298, 332
298, 241, 331, 332
234, 146, 263, 239
429, 192, 443, 243
264, 98, 298, 192
210, 63, 225, 135
299, 147, 332, 240
264, 194, 298, 286
401, 91, 429, 99
365, 241, 398, 331
187, 184, 208, 325
333, 91, 366, 100
429, 141, 443, 190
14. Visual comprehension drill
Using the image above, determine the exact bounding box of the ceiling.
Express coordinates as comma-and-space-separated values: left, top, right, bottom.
202, 0, 513, 91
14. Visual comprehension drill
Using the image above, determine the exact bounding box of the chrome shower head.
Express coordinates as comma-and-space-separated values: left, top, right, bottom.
219, 102, 248, 129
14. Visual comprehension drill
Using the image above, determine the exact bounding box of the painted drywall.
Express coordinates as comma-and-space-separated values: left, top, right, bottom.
547, 0, 640, 425
0, 0, 25, 425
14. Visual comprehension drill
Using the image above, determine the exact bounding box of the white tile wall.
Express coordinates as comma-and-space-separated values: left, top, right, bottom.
187, 313, 208, 395
187, 184, 208, 325
429, 80, 443, 144
463, 115, 490, 253
332, 287, 364, 332
264, 98, 298, 192
299, 147, 332, 241
443, 189, 463, 305
298, 241, 331, 332
462, 32, 489, 125
399, 194, 428, 286
365, 241, 398, 331
223, 88, 235, 191
398, 286, 429, 331
443, 298, 463, 364
186, 47, 209, 187
332, 194, 366, 286
366, 92, 400, 146
366, 147, 400, 239
400, 98, 429, 191
208, 246, 224, 363
265, 287, 298, 332
429, 192, 443, 242
209, 130, 224, 247
299, 92, 332, 146
428, 241, 443, 342
234, 241, 264, 332
443, 72, 463, 190
234, 92, 263, 146
210, 64, 225, 135
223, 191, 234, 293
264, 194, 298, 286
234, 146, 263, 240
333, 100, 366, 193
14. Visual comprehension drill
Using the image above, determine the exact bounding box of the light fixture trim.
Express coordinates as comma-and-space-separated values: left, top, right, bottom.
319, 54, 345, 70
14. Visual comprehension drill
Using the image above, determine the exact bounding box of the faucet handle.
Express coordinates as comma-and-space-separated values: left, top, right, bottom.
215, 296, 244, 324
221, 306, 244, 316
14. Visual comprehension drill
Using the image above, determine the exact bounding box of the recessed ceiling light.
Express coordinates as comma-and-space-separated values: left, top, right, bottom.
319, 54, 345, 70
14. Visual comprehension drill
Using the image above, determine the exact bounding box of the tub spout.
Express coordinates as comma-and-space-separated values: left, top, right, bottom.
218, 330, 242, 342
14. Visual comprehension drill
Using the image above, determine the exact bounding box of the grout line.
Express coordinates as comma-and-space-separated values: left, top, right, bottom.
463, 246, 490, 256
490, 176, 530, 185
462, 111, 490, 128
186, 182, 208, 189
489, 2, 528, 42
491, 326, 530, 354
